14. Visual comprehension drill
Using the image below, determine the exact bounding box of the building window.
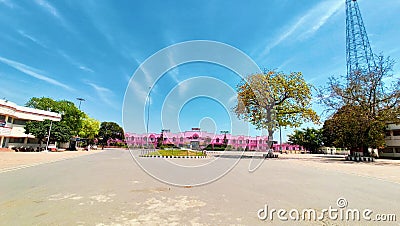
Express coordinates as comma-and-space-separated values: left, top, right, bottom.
13, 119, 28, 125
259, 140, 262, 144
393, 130, 400, 136
7, 117, 13, 123
216, 138, 220, 143
381, 148, 394, 153
239, 140, 242, 144
173, 137, 176, 142
143, 137, 147, 141
395, 148, 400, 153
385, 130, 392, 137
27, 138, 39, 144
9, 138, 24, 143
180, 137, 183, 142
0, 115, 5, 121
232, 139, 236, 144
246, 139, 249, 144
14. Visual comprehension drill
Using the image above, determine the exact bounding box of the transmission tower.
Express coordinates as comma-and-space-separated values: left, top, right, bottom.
345, 0, 376, 80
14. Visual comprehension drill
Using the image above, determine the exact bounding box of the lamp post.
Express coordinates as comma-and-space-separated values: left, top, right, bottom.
76, 98, 85, 110
146, 87, 151, 150
279, 124, 282, 154
44, 120, 53, 152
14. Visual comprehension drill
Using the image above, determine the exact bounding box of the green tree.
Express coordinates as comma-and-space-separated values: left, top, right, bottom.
26, 97, 57, 111
322, 105, 386, 153
26, 97, 85, 135
78, 115, 100, 142
25, 119, 72, 146
319, 55, 400, 156
234, 70, 319, 148
24, 97, 90, 147
288, 128, 323, 153
56, 100, 85, 135
98, 122, 124, 146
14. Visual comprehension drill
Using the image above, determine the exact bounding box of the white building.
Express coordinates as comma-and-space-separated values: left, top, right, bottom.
0, 99, 61, 149
318, 146, 350, 155
381, 123, 400, 158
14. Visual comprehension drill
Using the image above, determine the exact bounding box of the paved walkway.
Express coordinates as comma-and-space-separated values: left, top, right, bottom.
1, 149, 399, 225
0, 150, 104, 173
279, 154, 400, 184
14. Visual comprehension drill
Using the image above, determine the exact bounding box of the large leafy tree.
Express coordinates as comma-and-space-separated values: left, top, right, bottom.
319, 55, 400, 156
78, 115, 100, 142
24, 97, 86, 145
25, 119, 72, 145
322, 105, 386, 152
288, 128, 323, 153
26, 97, 85, 135
234, 70, 319, 148
98, 122, 124, 145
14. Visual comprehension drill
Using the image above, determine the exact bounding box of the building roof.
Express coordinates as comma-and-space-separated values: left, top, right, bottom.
0, 99, 61, 121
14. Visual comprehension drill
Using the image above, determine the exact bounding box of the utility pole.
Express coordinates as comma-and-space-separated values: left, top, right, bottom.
146, 87, 151, 150
44, 120, 53, 152
76, 98, 85, 110
279, 125, 282, 154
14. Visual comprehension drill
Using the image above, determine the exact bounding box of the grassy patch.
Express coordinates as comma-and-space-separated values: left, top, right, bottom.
146, 149, 206, 157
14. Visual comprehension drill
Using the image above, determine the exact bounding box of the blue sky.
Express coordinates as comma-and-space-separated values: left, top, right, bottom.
1, 0, 399, 141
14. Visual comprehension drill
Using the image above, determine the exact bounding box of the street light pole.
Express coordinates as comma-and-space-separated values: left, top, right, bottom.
146, 87, 151, 150
76, 98, 85, 110
45, 120, 53, 152
279, 124, 282, 154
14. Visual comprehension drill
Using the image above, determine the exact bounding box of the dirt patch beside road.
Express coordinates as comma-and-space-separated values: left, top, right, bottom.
0, 150, 104, 172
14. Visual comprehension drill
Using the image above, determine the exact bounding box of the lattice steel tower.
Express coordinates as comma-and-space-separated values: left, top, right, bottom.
346, 0, 376, 80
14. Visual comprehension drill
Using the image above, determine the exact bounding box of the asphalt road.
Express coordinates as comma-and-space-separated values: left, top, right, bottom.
0, 149, 399, 225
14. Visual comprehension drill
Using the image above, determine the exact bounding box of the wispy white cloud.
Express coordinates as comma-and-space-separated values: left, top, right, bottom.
58, 50, 94, 73
228, 94, 237, 105
79, 66, 94, 73
34, 0, 74, 33
167, 51, 180, 84
75, 1, 116, 47
177, 81, 189, 96
0, 0, 14, 8
258, 0, 344, 59
17, 30, 47, 49
277, 57, 294, 71
301, 1, 344, 38
1, 34, 27, 47
137, 64, 153, 86
35, 0, 61, 19
127, 79, 152, 105
86, 82, 117, 109
259, 16, 307, 58
0, 56, 73, 91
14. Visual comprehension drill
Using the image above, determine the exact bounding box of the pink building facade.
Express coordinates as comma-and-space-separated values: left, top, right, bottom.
125, 130, 304, 152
